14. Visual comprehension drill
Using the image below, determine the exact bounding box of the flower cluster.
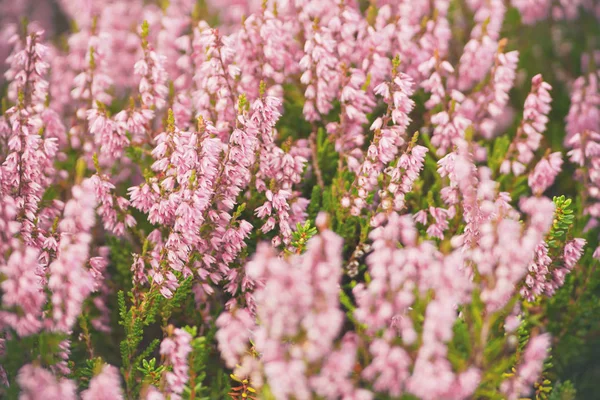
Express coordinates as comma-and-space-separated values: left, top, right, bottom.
0, 1, 598, 399
159, 326, 192, 400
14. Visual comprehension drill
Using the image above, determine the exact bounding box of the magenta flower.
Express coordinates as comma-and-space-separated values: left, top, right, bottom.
528, 152, 563, 195
160, 327, 192, 400
501, 334, 551, 399
502, 74, 553, 176
81, 364, 124, 400
17, 364, 77, 400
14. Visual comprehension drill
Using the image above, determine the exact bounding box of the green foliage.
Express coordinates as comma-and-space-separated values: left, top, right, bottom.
489, 135, 510, 174
0, 332, 68, 398
107, 236, 134, 293
546, 248, 600, 398
182, 326, 230, 400
73, 357, 101, 390
315, 127, 340, 186
286, 221, 318, 255
138, 357, 165, 387
547, 196, 575, 249
445, 319, 472, 376
277, 83, 312, 142
117, 289, 161, 398
140, 20, 149, 47
548, 381, 576, 400
161, 276, 193, 324
307, 185, 322, 221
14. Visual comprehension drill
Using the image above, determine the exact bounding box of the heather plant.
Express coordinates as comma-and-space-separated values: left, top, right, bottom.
0, 0, 599, 399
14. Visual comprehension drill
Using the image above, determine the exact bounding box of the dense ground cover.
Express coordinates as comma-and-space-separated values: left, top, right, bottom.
0, 0, 599, 399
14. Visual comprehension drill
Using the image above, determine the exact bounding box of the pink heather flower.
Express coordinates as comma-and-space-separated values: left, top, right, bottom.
354, 213, 475, 398
310, 332, 373, 400
505, 314, 522, 333
1, 30, 59, 246
545, 238, 586, 296
17, 364, 77, 400
528, 152, 563, 195
143, 386, 166, 400
438, 139, 554, 312
300, 21, 340, 122
48, 178, 97, 332
56, 1, 144, 89
81, 364, 124, 400
469, 0, 506, 40
52, 339, 72, 376
377, 144, 428, 216
471, 196, 554, 309
563, 238, 586, 269
0, 4, 595, 399
398, 2, 452, 82
502, 334, 551, 400
327, 67, 376, 165
235, 8, 301, 100
428, 87, 472, 155
511, 0, 551, 24
87, 107, 130, 160
5, 30, 50, 107
437, 141, 497, 248
239, 226, 345, 399
521, 196, 556, 235
594, 245, 600, 260
409, 300, 482, 399
131, 254, 148, 286
457, 37, 496, 92
135, 33, 169, 110
67, 27, 121, 163
114, 107, 154, 144
487, 50, 520, 118
567, 131, 600, 219
327, 68, 376, 148
1, 103, 57, 241
200, 110, 259, 281
521, 241, 552, 301
502, 74, 553, 176
192, 23, 239, 135
573, 130, 600, 168
352, 70, 415, 215
129, 117, 233, 297
431, 109, 471, 156
419, 56, 451, 109
410, 260, 477, 399
149, 3, 194, 97
326, 4, 369, 65
97, 3, 146, 88
212, 121, 258, 213
0, 246, 45, 336
459, 49, 519, 140
160, 327, 192, 400
426, 207, 451, 239
216, 308, 255, 369
91, 173, 134, 236
251, 94, 308, 246
41, 107, 67, 147
362, 338, 411, 397
70, 34, 113, 106
566, 72, 599, 144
